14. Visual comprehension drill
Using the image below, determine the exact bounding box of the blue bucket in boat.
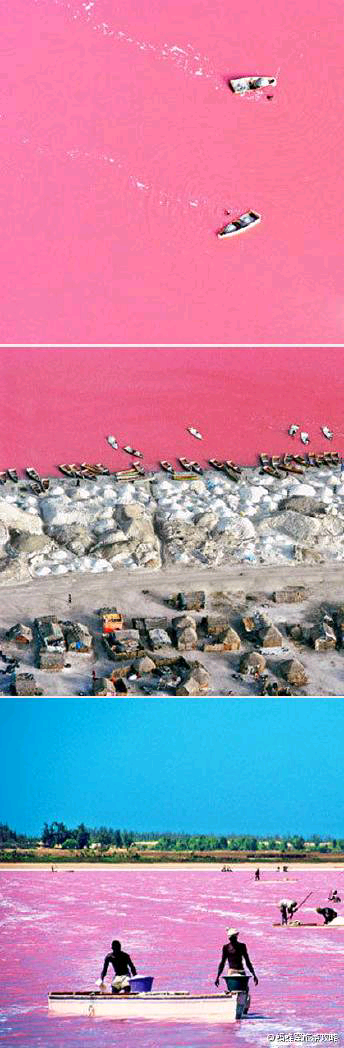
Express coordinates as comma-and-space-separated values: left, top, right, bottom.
129, 976, 154, 993
223, 974, 249, 992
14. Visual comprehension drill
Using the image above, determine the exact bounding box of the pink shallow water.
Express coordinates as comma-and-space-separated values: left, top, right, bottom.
1, 347, 344, 473
1, 867, 344, 1047
1, 0, 344, 343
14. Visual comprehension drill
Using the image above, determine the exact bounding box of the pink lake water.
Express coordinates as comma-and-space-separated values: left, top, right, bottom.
1, 0, 344, 343
1, 867, 344, 1046
0, 347, 343, 473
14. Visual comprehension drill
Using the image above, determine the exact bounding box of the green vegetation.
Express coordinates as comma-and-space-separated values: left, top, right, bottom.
1, 823, 344, 861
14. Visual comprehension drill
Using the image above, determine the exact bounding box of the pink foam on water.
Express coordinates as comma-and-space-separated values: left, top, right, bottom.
0, 347, 343, 473
1, 0, 344, 342
0, 867, 344, 1046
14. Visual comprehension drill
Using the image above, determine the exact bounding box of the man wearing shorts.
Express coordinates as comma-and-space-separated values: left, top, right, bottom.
100, 939, 137, 993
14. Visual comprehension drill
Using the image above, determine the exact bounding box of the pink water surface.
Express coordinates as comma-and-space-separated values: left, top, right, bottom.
1, 347, 344, 473
1, 866, 344, 1047
1, 0, 344, 343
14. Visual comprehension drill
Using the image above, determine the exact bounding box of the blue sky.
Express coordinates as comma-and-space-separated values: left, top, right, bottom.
1, 697, 342, 837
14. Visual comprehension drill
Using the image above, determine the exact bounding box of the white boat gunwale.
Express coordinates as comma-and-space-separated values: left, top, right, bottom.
48, 988, 248, 1022
218, 210, 261, 239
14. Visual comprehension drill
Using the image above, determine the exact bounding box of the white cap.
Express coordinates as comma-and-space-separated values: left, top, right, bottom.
227, 928, 239, 937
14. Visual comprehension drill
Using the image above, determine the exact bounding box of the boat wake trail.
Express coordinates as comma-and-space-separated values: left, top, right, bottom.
32, 0, 225, 90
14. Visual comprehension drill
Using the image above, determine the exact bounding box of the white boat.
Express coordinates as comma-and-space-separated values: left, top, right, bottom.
229, 76, 276, 94
48, 989, 248, 1022
218, 211, 261, 239
288, 424, 299, 437
187, 427, 203, 440
107, 435, 118, 449
322, 426, 333, 440
123, 445, 144, 458
300, 432, 310, 445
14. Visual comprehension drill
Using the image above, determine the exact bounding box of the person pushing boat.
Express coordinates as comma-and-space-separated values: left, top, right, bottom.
100, 940, 137, 993
215, 929, 258, 987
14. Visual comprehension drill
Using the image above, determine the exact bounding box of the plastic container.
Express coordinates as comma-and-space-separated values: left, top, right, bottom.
129, 976, 154, 993
223, 974, 250, 992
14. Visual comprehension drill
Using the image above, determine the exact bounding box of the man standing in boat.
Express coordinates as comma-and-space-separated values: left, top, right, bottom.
100, 940, 137, 993
215, 929, 258, 988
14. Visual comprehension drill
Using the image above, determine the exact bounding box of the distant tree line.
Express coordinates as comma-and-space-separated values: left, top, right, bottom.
1, 822, 344, 853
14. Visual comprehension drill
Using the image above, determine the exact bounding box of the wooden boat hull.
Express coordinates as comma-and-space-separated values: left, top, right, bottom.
273, 919, 344, 927
48, 990, 247, 1022
230, 76, 276, 93
218, 211, 261, 238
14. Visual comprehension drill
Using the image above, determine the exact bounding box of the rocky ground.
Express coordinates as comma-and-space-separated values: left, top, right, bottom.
0, 465, 344, 584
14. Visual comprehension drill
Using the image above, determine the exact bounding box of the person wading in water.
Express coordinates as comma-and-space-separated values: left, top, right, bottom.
215, 929, 258, 988
100, 940, 137, 993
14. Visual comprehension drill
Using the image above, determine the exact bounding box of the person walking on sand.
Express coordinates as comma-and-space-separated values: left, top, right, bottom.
215, 929, 258, 988
100, 940, 137, 994
255, 868, 260, 881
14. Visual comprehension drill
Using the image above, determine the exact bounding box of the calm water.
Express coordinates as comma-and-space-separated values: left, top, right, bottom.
0, 867, 344, 1046
1, 0, 344, 342
1, 347, 344, 473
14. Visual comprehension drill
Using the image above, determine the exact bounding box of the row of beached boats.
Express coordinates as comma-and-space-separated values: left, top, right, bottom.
0, 452, 341, 489
0, 468, 50, 492
259, 451, 341, 479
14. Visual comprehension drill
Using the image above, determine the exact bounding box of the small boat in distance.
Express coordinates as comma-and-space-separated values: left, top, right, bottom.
113, 464, 145, 480
229, 76, 277, 94
41, 478, 50, 492
58, 464, 78, 477
107, 435, 118, 449
179, 458, 203, 474
322, 426, 333, 440
187, 427, 203, 440
288, 424, 299, 437
7, 469, 18, 483
26, 467, 41, 483
209, 459, 224, 471
224, 460, 242, 475
160, 461, 174, 475
218, 211, 261, 239
123, 446, 144, 458
300, 432, 310, 445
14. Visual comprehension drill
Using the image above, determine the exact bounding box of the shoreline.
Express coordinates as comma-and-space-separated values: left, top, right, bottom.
2, 860, 344, 870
